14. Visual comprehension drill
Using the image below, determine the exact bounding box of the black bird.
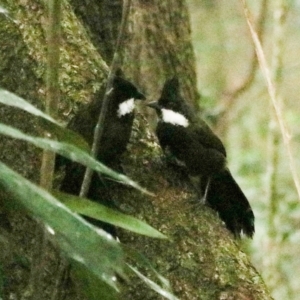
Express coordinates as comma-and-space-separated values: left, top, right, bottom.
57, 72, 145, 232
147, 77, 254, 238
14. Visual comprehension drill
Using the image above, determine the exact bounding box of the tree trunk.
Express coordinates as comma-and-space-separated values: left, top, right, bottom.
123, 0, 199, 110
70, 0, 199, 110
69, 0, 122, 64
0, 1, 272, 299
0, 1, 107, 299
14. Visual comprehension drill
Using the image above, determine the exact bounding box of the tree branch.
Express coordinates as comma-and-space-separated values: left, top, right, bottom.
80, 0, 132, 197
30, 1, 62, 299
241, 0, 300, 198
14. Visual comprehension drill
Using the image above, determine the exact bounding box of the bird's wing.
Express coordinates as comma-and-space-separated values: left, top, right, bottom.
192, 120, 226, 156
182, 127, 225, 175
156, 122, 226, 176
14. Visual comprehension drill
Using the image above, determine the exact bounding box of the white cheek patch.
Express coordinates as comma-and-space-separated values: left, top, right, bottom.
117, 98, 135, 117
161, 108, 189, 127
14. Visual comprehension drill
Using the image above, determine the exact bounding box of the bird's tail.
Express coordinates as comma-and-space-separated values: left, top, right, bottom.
203, 168, 255, 238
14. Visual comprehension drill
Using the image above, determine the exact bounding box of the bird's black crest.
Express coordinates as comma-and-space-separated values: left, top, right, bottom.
158, 77, 194, 120
113, 74, 146, 101
115, 68, 124, 78
159, 76, 180, 105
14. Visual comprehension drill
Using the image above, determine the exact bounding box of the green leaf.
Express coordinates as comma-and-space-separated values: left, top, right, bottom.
0, 89, 58, 124
53, 190, 167, 239
124, 245, 176, 299
128, 265, 179, 300
0, 88, 89, 152
41, 118, 90, 152
71, 261, 118, 300
0, 162, 123, 290
0, 123, 153, 196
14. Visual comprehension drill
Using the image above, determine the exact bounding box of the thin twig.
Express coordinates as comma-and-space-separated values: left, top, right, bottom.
264, 0, 289, 292
51, 256, 70, 300
30, 1, 61, 299
80, 0, 132, 197
40, 0, 61, 189
267, 0, 288, 237
242, 0, 300, 199
230, 0, 268, 99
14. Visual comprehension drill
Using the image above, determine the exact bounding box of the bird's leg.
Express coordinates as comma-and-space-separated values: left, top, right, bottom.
201, 176, 211, 204
189, 174, 203, 200
189, 175, 211, 204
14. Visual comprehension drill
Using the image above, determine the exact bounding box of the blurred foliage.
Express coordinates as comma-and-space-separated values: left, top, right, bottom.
54, 190, 166, 239
188, 0, 300, 299
0, 91, 174, 299
0, 160, 124, 291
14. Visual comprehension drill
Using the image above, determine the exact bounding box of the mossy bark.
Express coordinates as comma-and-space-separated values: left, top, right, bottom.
0, 1, 107, 299
0, 1, 272, 299
113, 113, 272, 299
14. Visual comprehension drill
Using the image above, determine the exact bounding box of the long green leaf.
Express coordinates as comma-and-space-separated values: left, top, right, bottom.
124, 245, 176, 299
0, 89, 89, 152
0, 89, 58, 124
0, 123, 153, 195
53, 190, 166, 239
0, 162, 123, 290
128, 265, 179, 300
41, 118, 90, 152
71, 260, 118, 300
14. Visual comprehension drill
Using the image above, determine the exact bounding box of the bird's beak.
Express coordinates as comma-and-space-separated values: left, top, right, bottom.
146, 101, 160, 110
136, 91, 146, 100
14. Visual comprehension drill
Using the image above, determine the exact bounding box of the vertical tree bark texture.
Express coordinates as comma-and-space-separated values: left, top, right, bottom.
70, 0, 199, 110
123, 0, 199, 109
0, 8, 42, 181
0, 0, 108, 183
70, 0, 122, 63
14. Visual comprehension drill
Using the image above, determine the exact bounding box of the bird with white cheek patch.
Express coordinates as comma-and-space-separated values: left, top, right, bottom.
58, 72, 146, 195
117, 98, 135, 117
56, 70, 145, 235
161, 108, 189, 127
147, 77, 255, 239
